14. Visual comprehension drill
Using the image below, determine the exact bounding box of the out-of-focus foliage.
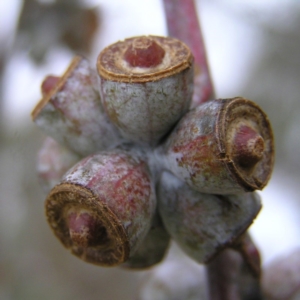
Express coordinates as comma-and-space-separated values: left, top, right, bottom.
16, 0, 99, 63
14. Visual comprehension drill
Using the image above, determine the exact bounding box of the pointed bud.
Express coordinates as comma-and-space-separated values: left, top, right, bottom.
41, 75, 60, 96
232, 125, 265, 169
124, 37, 165, 68
66, 209, 104, 248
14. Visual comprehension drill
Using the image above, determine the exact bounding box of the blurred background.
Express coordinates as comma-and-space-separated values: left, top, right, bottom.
1, 0, 300, 299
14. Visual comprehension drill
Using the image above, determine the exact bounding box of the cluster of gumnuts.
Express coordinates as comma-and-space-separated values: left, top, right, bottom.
32, 35, 274, 270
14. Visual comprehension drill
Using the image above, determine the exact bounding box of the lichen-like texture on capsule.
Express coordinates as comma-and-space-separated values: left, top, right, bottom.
32, 56, 122, 156
162, 97, 274, 194
45, 150, 156, 266
158, 172, 262, 263
97, 35, 194, 146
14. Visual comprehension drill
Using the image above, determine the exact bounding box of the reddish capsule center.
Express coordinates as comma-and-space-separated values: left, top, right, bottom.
41, 75, 60, 96
232, 125, 265, 168
67, 210, 108, 248
123, 37, 165, 68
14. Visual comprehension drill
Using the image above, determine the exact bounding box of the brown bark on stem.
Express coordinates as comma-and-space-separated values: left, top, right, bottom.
206, 249, 241, 300
232, 232, 261, 278
207, 235, 264, 300
163, 0, 214, 106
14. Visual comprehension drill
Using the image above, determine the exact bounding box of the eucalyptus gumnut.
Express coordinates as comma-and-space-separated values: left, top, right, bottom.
158, 171, 262, 264
37, 137, 80, 193
32, 56, 122, 157
122, 210, 170, 269
160, 97, 274, 194
45, 150, 156, 266
97, 35, 194, 146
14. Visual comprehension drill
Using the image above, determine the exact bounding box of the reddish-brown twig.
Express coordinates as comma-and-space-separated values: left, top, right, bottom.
232, 232, 261, 278
163, 0, 214, 106
206, 249, 241, 300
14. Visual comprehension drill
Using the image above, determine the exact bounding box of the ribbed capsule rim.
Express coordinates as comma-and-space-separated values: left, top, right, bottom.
45, 182, 130, 267
216, 97, 275, 192
97, 35, 193, 83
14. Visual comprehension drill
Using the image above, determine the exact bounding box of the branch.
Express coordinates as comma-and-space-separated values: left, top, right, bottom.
206, 233, 264, 300
206, 249, 241, 300
163, 0, 214, 106
232, 232, 261, 278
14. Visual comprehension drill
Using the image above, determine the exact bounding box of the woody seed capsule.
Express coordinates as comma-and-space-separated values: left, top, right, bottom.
158, 171, 262, 264
160, 97, 274, 194
32, 56, 122, 156
45, 150, 156, 266
97, 35, 194, 146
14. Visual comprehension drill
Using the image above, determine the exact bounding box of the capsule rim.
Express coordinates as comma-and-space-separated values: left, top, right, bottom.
97, 35, 193, 83
45, 182, 130, 267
